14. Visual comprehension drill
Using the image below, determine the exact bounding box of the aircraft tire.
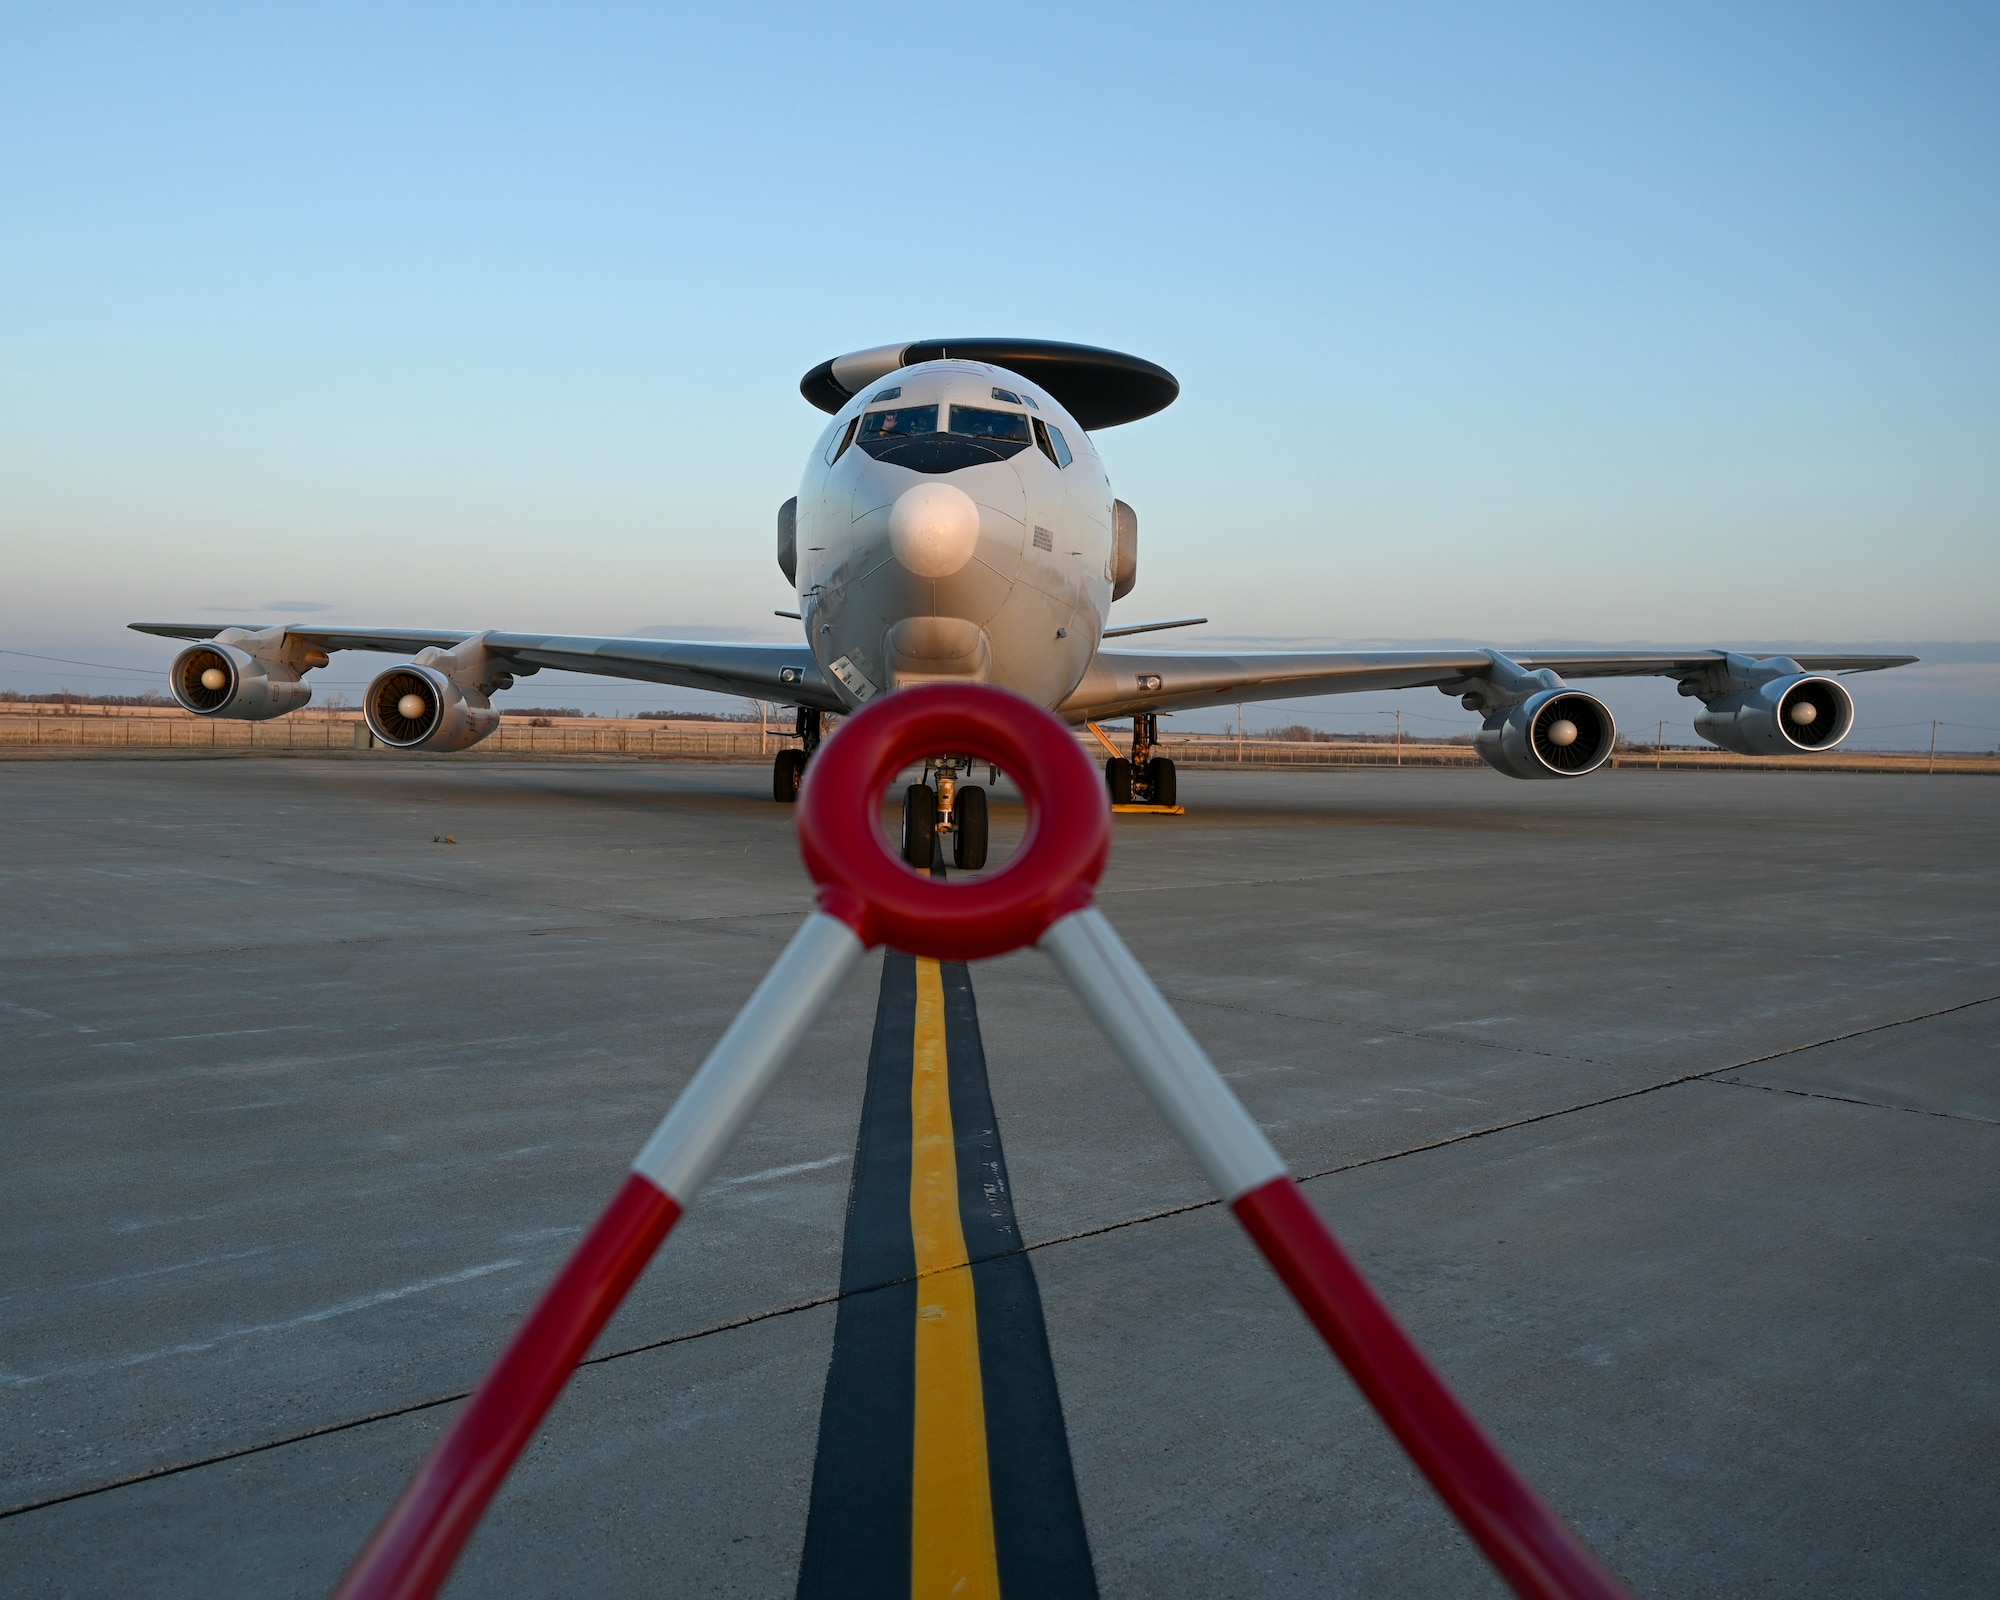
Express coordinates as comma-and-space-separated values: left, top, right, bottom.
902, 783, 937, 869
1148, 756, 1177, 808
1104, 756, 1133, 805
953, 785, 989, 870
773, 748, 805, 803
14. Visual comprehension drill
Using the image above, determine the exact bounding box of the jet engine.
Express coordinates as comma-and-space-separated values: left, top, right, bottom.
1111, 500, 1138, 600
170, 642, 311, 721
777, 496, 798, 585
1693, 674, 1853, 756
363, 665, 500, 752
1474, 689, 1617, 780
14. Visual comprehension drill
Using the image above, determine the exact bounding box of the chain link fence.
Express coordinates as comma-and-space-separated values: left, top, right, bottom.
4, 707, 1996, 774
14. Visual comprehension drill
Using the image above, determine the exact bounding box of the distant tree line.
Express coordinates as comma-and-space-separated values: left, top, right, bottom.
2, 690, 175, 706
1258, 723, 1474, 746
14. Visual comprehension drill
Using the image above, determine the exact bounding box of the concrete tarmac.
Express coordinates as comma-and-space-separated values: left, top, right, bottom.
1, 757, 1995, 1597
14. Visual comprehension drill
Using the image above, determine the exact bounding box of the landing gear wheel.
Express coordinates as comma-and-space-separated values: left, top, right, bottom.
772, 748, 805, 803
1104, 756, 1132, 805
1147, 756, 1177, 808
901, 783, 937, 869
953, 785, 989, 870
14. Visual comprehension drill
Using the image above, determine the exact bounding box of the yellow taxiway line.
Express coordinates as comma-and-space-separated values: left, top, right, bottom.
908, 957, 1002, 1600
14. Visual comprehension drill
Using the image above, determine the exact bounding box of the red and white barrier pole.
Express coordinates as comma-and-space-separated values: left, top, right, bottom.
332, 912, 862, 1600
331, 682, 1637, 1600
1040, 907, 1634, 1600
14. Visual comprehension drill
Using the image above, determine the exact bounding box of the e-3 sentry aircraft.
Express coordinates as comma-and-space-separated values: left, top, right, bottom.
134, 338, 1914, 869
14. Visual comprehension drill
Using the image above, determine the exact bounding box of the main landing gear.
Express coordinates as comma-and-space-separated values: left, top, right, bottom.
900, 758, 989, 871
1104, 712, 1176, 807
772, 707, 822, 803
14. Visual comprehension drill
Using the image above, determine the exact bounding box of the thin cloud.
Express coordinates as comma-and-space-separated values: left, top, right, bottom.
198, 601, 334, 615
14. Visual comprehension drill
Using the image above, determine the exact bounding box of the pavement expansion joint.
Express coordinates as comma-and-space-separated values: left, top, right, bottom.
1710, 1076, 2000, 1126
1716, 990, 2000, 1071
1165, 987, 1627, 1068
1093, 862, 1441, 898
160, 843, 816, 937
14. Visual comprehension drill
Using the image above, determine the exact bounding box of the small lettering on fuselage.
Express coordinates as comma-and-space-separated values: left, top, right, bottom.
827, 655, 878, 702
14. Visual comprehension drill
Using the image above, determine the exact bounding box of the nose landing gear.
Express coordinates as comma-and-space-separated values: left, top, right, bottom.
1104, 713, 1177, 808
900, 780, 937, 867
899, 757, 990, 870
954, 782, 989, 869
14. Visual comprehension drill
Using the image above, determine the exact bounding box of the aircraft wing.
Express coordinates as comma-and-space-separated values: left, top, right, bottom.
128, 623, 842, 710
1056, 645, 1919, 722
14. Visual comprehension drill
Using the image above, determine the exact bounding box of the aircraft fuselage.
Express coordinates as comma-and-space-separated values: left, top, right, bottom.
794, 360, 1113, 712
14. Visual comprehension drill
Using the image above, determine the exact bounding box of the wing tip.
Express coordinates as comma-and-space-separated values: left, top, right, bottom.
128, 622, 227, 640
1840, 655, 1921, 673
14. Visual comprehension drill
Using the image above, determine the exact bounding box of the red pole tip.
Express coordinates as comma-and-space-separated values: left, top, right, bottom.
1231, 1179, 1635, 1600
331, 1173, 681, 1600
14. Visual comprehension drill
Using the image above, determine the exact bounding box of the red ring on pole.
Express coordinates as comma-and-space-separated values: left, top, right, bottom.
795, 683, 1110, 960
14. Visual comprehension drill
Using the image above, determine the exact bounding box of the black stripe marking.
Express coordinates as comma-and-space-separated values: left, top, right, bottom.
940, 960, 1098, 1597
796, 950, 1097, 1597
795, 952, 917, 1599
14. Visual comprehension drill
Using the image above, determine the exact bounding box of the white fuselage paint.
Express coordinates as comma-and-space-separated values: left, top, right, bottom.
793, 360, 1115, 711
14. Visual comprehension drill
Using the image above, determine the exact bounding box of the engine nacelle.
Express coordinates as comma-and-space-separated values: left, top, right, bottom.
363, 665, 499, 752
170, 643, 311, 721
1693, 674, 1853, 756
1474, 689, 1617, 780
1111, 499, 1138, 600
778, 496, 798, 586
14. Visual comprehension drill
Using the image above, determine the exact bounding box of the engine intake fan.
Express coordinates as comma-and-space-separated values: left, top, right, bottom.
1694, 674, 1853, 756
169, 643, 311, 721
1475, 689, 1616, 780
363, 665, 499, 752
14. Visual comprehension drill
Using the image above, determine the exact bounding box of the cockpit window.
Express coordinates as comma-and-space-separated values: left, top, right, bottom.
870, 386, 902, 402
856, 401, 1031, 473
1032, 415, 1073, 468
861, 404, 938, 439
990, 387, 1022, 404
949, 406, 1031, 443
826, 416, 858, 465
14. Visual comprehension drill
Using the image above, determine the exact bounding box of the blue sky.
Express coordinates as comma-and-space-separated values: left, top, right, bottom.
2, 3, 1995, 744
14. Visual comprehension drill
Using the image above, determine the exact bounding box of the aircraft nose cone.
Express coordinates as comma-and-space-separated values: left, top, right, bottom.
887, 482, 981, 578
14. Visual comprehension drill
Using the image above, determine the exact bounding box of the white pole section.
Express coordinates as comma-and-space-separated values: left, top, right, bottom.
632, 911, 864, 1203
1039, 907, 1287, 1202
